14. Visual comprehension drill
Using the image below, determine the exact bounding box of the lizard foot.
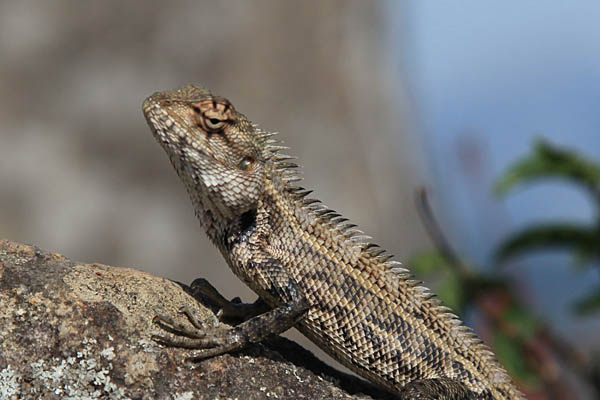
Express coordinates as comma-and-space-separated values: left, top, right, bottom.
152, 305, 249, 361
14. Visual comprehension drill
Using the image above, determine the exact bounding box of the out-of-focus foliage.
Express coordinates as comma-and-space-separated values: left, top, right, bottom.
410, 190, 547, 393
411, 249, 542, 389
410, 252, 464, 312
411, 141, 600, 397
495, 224, 599, 267
495, 140, 600, 199
495, 139, 600, 315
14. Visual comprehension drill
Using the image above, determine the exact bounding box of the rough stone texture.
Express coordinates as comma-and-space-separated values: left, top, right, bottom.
0, 239, 393, 399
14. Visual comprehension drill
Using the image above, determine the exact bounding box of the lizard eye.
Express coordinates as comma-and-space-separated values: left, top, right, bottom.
204, 117, 226, 131
238, 156, 254, 171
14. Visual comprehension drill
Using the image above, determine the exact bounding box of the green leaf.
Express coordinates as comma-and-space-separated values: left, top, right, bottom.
437, 272, 465, 313
493, 330, 539, 385
572, 247, 597, 269
495, 224, 600, 264
573, 289, 600, 316
494, 139, 600, 198
410, 251, 450, 277
410, 251, 469, 313
503, 304, 539, 340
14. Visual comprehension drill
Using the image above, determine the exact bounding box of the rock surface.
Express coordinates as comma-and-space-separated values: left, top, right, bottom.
0, 239, 392, 399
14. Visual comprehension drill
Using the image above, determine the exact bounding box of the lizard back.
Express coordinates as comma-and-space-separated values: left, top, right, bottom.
257, 170, 520, 399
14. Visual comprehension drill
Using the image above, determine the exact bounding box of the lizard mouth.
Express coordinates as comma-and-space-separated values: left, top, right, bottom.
143, 104, 180, 151
143, 94, 226, 184
143, 96, 200, 151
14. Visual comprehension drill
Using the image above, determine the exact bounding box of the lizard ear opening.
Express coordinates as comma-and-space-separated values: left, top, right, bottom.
238, 156, 255, 171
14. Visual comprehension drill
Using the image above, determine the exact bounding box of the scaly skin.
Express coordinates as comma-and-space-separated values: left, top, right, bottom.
143, 85, 524, 399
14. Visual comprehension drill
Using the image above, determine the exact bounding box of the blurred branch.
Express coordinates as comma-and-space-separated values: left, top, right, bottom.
414, 188, 470, 277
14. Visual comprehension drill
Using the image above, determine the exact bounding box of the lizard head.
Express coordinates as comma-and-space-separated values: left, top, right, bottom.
143, 85, 268, 225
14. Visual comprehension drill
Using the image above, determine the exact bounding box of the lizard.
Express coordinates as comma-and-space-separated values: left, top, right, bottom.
142, 85, 525, 399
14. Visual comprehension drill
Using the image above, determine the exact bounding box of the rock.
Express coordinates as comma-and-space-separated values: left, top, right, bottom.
0, 239, 391, 399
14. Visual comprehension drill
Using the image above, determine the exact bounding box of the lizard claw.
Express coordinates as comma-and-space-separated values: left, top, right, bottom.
177, 305, 211, 330
153, 310, 207, 339
152, 307, 240, 357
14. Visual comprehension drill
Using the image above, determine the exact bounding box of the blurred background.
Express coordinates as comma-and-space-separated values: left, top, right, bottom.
1, 1, 599, 398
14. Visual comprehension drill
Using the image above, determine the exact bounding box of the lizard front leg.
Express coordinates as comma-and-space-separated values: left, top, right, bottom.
185, 277, 270, 322
153, 261, 309, 360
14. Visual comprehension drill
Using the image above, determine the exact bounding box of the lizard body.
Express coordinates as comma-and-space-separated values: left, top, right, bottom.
143, 85, 524, 399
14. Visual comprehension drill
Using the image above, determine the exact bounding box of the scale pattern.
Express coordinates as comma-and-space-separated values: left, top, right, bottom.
143, 85, 524, 399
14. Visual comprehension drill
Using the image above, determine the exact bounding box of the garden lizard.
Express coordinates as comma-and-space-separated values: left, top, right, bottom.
143, 85, 524, 399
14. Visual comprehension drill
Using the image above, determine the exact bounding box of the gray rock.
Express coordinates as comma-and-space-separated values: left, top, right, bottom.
0, 239, 390, 400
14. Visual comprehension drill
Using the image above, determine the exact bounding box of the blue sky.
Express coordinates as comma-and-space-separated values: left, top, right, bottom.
387, 2, 600, 342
